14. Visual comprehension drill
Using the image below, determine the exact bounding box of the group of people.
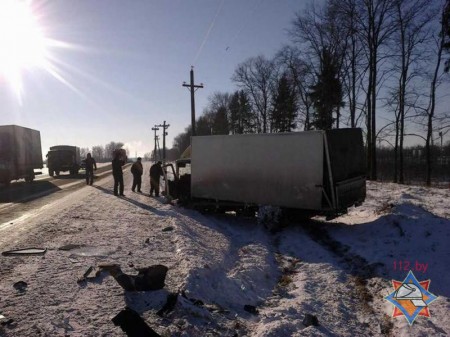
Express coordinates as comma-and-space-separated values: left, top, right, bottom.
83, 152, 164, 197
127, 157, 164, 197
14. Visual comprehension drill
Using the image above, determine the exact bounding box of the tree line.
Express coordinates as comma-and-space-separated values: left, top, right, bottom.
79, 141, 129, 163
170, 0, 450, 186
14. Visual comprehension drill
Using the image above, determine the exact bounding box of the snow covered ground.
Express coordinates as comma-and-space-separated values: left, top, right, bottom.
0, 167, 449, 336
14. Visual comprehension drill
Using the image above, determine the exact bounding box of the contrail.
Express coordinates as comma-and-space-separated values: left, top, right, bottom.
192, 0, 225, 65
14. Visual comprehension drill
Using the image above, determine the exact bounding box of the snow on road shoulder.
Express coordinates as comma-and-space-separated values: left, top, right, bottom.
1, 174, 449, 336
327, 182, 450, 336
0, 167, 280, 336
163, 210, 280, 334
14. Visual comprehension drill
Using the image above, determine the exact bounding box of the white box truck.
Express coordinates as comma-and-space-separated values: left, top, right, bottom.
166, 128, 366, 216
0, 125, 43, 185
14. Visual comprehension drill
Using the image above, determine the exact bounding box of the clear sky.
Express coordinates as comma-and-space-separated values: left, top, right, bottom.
0, 0, 306, 157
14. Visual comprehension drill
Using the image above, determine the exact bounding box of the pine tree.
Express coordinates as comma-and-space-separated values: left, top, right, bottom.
309, 48, 342, 130
270, 74, 298, 132
228, 90, 255, 134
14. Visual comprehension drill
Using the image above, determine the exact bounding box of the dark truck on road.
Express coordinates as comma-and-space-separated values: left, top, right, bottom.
47, 145, 81, 177
0, 125, 43, 185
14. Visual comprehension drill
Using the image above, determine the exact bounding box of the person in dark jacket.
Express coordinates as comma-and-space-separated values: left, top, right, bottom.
149, 161, 164, 197
85, 153, 97, 185
112, 151, 125, 196
131, 157, 143, 192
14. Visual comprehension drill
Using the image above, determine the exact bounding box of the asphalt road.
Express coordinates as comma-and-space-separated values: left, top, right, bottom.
0, 163, 131, 226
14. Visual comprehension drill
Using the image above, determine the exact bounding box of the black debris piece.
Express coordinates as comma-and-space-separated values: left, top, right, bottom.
102, 264, 168, 291
162, 226, 174, 232
144, 238, 150, 244
303, 313, 319, 327
157, 292, 179, 317
2, 248, 47, 256
13, 281, 28, 293
243, 305, 259, 315
0, 314, 13, 326
112, 307, 161, 337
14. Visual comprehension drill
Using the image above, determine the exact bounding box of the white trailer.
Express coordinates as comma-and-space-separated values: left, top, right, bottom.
167, 128, 366, 215
0, 125, 43, 185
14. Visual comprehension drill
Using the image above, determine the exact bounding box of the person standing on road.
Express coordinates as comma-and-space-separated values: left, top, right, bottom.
149, 161, 164, 197
112, 150, 125, 196
85, 153, 97, 185
131, 157, 143, 192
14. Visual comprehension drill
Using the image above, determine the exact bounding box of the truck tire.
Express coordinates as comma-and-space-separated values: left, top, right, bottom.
49, 170, 54, 177
55, 171, 60, 176
1, 177, 11, 186
25, 170, 35, 183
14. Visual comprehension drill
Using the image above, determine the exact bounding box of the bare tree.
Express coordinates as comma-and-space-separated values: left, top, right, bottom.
389, 0, 436, 183
444, 0, 450, 71
424, 6, 447, 186
336, 0, 367, 128
79, 147, 90, 159
232, 55, 276, 133
356, 0, 396, 180
91, 145, 104, 162
104, 141, 124, 161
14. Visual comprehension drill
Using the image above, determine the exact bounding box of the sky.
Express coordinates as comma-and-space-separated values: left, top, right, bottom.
0, 0, 306, 158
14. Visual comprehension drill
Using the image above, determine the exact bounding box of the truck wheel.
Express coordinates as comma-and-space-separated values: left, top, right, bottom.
55, 171, 60, 176
1, 178, 11, 187
25, 170, 35, 183
49, 170, 54, 177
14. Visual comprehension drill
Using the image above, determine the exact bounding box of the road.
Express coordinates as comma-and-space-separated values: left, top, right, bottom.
0, 163, 129, 227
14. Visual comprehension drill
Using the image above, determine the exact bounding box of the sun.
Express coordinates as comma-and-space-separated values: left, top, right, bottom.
0, 0, 49, 101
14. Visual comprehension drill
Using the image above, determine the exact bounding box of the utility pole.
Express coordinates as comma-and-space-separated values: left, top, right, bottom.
182, 66, 203, 137
156, 121, 170, 163
152, 126, 159, 161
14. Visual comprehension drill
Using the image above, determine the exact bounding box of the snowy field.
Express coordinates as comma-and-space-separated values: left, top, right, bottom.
0, 168, 449, 336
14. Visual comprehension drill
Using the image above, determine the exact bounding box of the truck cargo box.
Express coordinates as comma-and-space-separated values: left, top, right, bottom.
189, 128, 366, 212
0, 125, 43, 184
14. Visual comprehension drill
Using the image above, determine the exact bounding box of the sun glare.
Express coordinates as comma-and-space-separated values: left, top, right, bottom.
0, 0, 49, 101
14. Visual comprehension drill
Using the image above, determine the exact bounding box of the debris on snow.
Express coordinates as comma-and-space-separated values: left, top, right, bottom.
157, 292, 179, 317
2, 248, 47, 256
243, 304, 259, 315
100, 264, 168, 291
76, 266, 94, 284
112, 307, 161, 337
0, 314, 14, 326
13, 281, 28, 293
302, 313, 319, 327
